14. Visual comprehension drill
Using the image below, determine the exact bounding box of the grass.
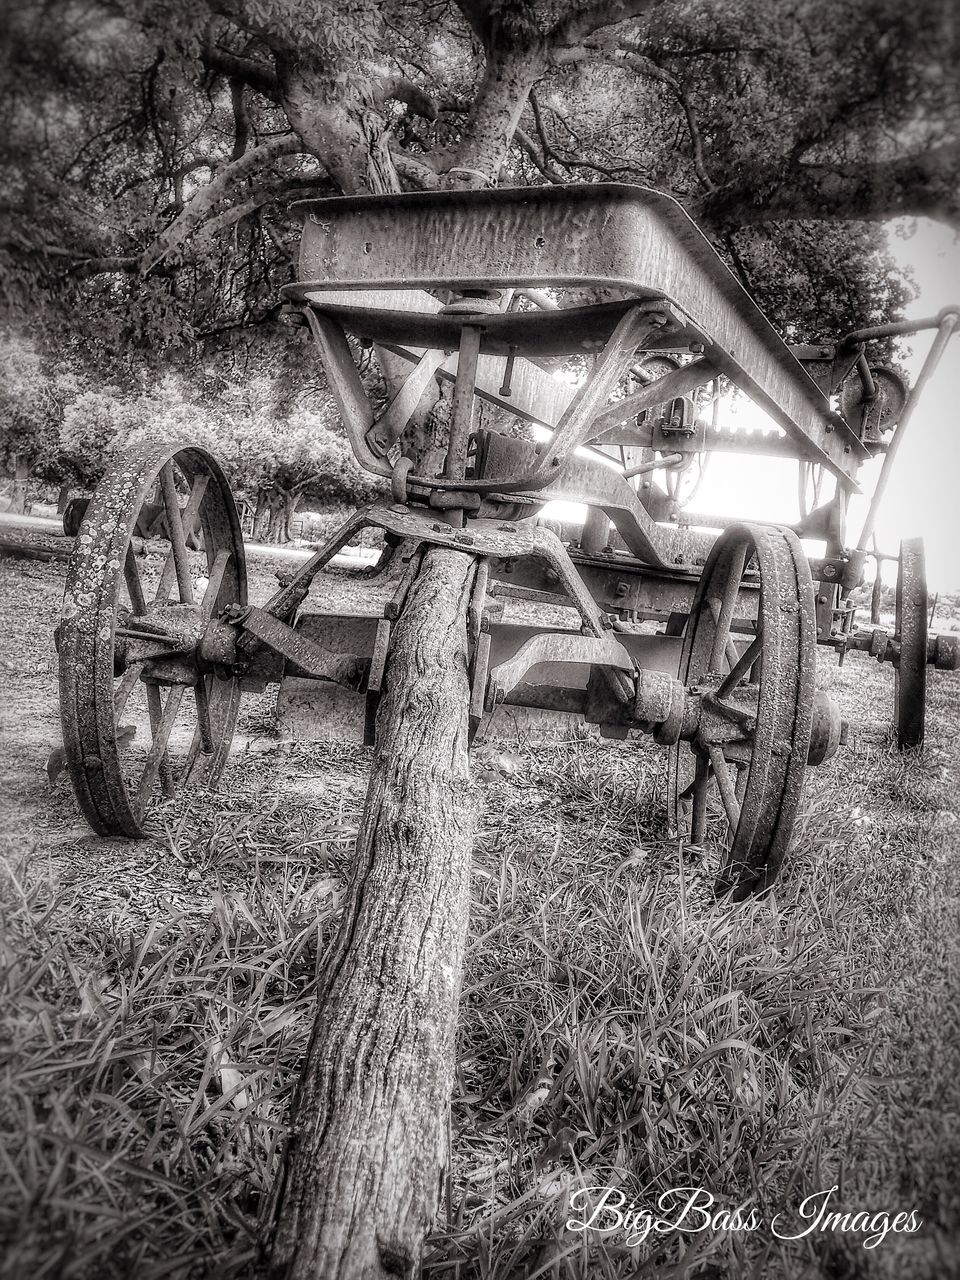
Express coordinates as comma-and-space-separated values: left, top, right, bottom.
1, 651, 958, 1278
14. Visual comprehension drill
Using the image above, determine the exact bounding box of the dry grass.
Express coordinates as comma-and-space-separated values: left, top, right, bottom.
1, 634, 958, 1277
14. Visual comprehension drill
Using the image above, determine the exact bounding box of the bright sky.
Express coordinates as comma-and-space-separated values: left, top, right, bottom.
684, 218, 960, 590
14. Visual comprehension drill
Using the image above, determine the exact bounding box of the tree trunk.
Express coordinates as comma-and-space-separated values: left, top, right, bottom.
8, 457, 30, 515
252, 491, 273, 542
283, 490, 301, 542
56, 479, 75, 514
269, 546, 478, 1280
267, 500, 289, 544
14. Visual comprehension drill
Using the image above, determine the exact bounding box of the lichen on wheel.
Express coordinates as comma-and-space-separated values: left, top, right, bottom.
668, 522, 817, 900
57, 441, 246, 837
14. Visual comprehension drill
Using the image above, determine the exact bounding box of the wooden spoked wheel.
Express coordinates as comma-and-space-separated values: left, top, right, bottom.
894, 537, 927, 750
58, 442, 246, 837
667, 523, 817, 900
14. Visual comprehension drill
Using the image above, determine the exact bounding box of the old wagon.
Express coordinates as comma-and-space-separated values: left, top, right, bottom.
55, 184, 958, 899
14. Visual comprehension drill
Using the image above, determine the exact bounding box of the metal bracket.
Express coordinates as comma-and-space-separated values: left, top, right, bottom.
234, 605, 367, 688
485, 631, 635, 709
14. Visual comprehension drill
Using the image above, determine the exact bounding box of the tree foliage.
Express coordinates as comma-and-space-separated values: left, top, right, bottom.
0, 0, 954, 513
1, 348, 381, 539
2, 0, 951, 358
0, 332, 82, 509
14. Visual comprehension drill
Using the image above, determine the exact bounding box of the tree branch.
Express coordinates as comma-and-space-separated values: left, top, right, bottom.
453, 0, 494, 46
229, 79, 250, 160
66, 255, 140, 279
139, 135, 305, 273
512, 127, 564, 182
201, 42, 280, 101
607, 42, 715, 191
388, 143, 441, 190
190, 192, 276, 254
694, 143, 960, 230
374, 75, 438, 122
549, 0, 665, 54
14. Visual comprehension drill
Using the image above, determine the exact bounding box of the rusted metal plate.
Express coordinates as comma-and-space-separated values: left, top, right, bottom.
291, 185, 866, 483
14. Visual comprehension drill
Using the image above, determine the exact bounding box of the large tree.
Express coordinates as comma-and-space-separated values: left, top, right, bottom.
2, 0, 954, 365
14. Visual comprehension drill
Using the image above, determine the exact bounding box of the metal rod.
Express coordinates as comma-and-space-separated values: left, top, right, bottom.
856, 352, 877, 401
444, 323, 482, 483
123, 548, 147, 614
136, 686, 186, 813
623, 452, 683, 478
855, 311, 959, 555
840, 306, 960, 349
201, 549, 231, 622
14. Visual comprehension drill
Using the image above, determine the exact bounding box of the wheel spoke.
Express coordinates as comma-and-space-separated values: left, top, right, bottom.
706, 599, 741, 671
114, 666, 141, 718
708, 746, 742, 833
143, 684, 174, 795
194, 677, 214, 752
180, 473, 209, 543
155, 547, 177, 605
136, 685, 186, 815
709, 544, 748, 671
735, 761, 749, 804
154, 474, 209, 604
201, 549, 231, 622
690, 749, 711, 844
123, 548, 147, 614
181, 729, 203, 785
159, 463, 194, 605
715, 633, 763, 699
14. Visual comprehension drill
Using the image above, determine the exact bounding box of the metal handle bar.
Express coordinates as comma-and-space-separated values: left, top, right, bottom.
840, 304, 960, 350
851, 308, 959, 571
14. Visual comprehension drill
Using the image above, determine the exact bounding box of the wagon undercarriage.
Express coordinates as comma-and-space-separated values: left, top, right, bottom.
55, 183, 958, 900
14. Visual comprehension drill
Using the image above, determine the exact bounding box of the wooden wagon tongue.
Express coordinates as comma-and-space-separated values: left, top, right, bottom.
51, 184, 958, 1278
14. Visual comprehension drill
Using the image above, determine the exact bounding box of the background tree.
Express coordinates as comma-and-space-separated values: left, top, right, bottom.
0, 333, 82, 512
215, 380, 388, 541
56, 367, 385, 540
3, 0, 953, 372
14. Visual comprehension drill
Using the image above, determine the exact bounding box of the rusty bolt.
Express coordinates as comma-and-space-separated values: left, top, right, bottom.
615, 581, 629, 598
690, 342, 705, 354
822, 565, 837, 579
